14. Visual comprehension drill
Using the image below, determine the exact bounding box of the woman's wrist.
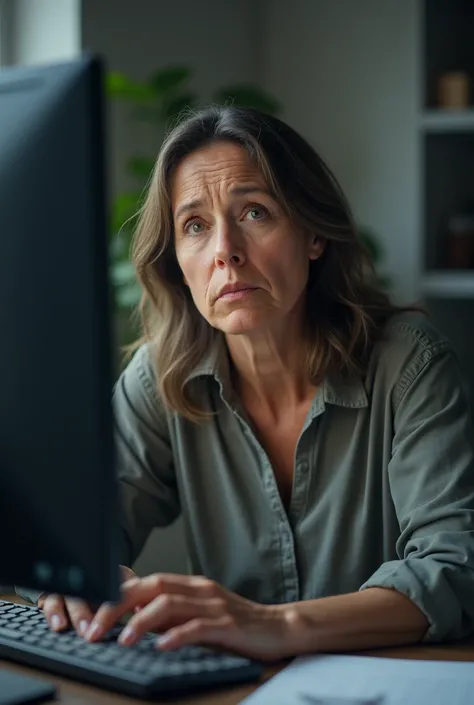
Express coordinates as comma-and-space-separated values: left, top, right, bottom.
272, 603, 317, 658
274, 588, 428, 656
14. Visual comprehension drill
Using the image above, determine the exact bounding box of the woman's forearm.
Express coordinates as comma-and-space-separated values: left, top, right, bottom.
281, 587, 429, 655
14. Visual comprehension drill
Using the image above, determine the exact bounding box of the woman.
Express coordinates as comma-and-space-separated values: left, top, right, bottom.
39, 106, 474, 661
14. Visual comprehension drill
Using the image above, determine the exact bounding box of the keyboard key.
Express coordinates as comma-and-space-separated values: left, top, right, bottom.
132, 659, 155, 674
95, 651, 116, 664
22, 635, 40, 645
150, 661, 182, 677
73, 645, 109, 659
115, 657, 139, 669
55, 643, 76, 654
134, 640, 156, 654
1, 621, 20, 630
33, 623, 49, 631
0, 626, 22, 640
77, 643, 103, 653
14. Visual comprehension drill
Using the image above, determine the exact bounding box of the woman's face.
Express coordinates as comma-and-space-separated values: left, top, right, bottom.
171, 141, 324, 336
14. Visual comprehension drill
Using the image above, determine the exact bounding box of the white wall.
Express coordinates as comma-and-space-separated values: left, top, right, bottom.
11, 0, 81, 66
261, 0, 422, 303
82, 0, 261, 576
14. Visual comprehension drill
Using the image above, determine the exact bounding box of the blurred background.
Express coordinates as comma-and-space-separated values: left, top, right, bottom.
1, 0, 473, 577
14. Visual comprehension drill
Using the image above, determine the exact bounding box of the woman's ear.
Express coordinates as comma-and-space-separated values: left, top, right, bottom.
309, 235, 326, 261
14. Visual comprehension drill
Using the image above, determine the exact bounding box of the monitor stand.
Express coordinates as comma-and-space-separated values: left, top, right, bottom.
0, 668, 56, 704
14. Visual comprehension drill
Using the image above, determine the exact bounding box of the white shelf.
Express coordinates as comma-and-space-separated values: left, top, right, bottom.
420, 109, 474, 133
420, 271, 474, 298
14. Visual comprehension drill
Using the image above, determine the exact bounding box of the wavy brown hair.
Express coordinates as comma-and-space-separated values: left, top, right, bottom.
131, 106, 411, 421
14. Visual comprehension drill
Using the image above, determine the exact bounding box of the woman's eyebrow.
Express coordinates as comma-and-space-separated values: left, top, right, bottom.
175, 186, 273, 220
175, 199, 203, 220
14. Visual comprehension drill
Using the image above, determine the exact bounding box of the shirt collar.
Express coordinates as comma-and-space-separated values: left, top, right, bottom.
183, 334, 234, 401
184, 335, 368, 411
322, 373, 369, 409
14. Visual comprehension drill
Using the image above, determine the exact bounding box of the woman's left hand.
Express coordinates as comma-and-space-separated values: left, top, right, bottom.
84, 573, 297, 661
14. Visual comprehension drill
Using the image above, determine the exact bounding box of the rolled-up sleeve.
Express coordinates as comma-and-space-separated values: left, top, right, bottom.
114, 345, 180, 566
360, 344, 474, 642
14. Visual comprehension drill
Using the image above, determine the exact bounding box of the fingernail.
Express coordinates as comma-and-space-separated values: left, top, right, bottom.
157, 633, 172, 649
119, 626, 137, 646
78, 620, 90, 637
50, 614, 65, 631
85, 622, 101, 641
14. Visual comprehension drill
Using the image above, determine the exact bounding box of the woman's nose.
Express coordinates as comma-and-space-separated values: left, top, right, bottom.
213, 221, 246, 269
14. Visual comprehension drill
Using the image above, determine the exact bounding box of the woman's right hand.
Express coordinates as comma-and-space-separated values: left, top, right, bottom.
39, 565, 137, 636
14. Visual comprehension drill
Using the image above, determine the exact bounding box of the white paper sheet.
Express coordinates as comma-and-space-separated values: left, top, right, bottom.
241, 654, 474, 705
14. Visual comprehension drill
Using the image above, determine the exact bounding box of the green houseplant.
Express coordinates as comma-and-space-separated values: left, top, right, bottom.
358, 226, 391, 291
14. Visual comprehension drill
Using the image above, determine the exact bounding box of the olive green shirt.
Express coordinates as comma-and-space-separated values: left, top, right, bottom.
18, 313, 474, 643
113, 312, 474, 643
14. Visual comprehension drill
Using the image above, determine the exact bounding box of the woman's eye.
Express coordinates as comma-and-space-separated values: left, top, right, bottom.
185, 220, 205, 235
246, 206, 268, 221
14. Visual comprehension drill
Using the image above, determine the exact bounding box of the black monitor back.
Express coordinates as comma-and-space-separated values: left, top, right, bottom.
0, 56, 120, 603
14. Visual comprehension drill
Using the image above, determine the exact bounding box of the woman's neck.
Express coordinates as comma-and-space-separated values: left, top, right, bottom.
226, 324, 316, 421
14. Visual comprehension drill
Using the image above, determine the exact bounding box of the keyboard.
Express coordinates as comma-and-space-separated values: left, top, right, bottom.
0, 601, 264, 698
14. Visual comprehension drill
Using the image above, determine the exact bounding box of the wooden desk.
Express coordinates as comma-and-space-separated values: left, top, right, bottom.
3, 593, 474, 704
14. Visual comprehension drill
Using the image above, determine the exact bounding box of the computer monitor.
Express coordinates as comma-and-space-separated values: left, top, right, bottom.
0, 56, 120, 604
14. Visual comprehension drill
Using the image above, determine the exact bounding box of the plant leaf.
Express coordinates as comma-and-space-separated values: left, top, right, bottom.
358, 227, 383, 263
110, 260, 136, 286
116, 281, 143, 308
107, 72, 156, 103
111, 192, 142, 234
212, 85, 280, 114
127, 156, 155, 180
150, 66, 191, 95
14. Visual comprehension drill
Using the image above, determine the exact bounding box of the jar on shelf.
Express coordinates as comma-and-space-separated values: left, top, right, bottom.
445, 214, 474, 269
437, 72, 470, 109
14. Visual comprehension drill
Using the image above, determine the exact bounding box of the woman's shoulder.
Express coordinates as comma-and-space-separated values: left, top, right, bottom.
369, 310, 456, 396
119, 342, 157, 389
113, 342, 166, 418
380, 310, 452, 353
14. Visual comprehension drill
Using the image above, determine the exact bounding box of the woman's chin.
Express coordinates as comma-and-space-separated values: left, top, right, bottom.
215, 309, 270, 335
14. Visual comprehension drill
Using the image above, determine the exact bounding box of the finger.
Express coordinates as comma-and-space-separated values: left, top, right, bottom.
124, 574, 221, 601
64, 598, 96, 637
120, 565, 137, 583
121, 574, 223, 609
42, 594, 69, 632
85, 574, 219, 642
84, 600, 121, 642
118, 596, 225, 646
157, 616, 234, 652
79, 566, 138, 639
37, 593, 48, 610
